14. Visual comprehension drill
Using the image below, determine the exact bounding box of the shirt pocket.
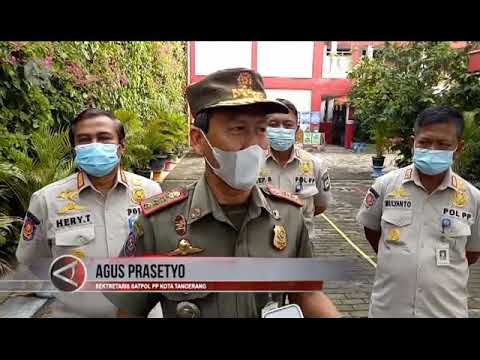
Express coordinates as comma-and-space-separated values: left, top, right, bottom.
381, 210, 413, 252
445, 220, 471, 261
53, 225, 95, 257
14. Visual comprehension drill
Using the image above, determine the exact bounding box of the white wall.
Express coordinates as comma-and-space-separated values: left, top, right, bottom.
257, 42, 314, 79
195, 41, 252, 75
265, 89, 312, 112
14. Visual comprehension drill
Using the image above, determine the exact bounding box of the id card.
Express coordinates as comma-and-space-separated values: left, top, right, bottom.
262, 304, 304, 318
436, 245, 450, 266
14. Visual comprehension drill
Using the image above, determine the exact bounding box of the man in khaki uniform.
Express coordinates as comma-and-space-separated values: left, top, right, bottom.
357, 106, 480, 317
258, 98, 331, 234
107, 68, 339, 318
16, 109, 162, 317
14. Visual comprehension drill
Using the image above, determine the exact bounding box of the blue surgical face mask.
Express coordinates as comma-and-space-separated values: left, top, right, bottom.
267, 127, 296, 152
413, 147, 455, 176
74, 143, 120, 177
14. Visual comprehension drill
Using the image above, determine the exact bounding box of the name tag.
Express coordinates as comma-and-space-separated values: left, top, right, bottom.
295, 176, 315, 185
56, 214, 92, 228
442, 208, 472, 221
384, 200, 412, 209
127, 207, 142, 217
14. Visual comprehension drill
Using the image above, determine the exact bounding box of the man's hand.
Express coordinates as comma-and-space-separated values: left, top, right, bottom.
364, 227, 381, 254
467, 251, 480, 266
290, 291, 340, 318
314, 206, 326, 216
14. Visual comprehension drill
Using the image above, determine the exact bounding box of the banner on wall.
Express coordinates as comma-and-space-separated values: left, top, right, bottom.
310, 111, 321, 132
299, 111, 311, 131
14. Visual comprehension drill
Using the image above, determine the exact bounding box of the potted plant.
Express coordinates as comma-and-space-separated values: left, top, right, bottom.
370, 118, 393, 177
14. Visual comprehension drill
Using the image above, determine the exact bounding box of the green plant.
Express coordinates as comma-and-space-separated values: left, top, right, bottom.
455, 110, 480, 186
348, 42, 477, 167
370, 118, 394, 157
147, 104, 188, 156
0, 41, 188, 257
115, 109, 153, 171
115, 106, 189, 172
0, 125, 74, 214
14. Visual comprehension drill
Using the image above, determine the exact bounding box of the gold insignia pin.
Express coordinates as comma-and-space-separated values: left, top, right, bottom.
57, 202, 87, 215
71, 249, 86, 259
452, 191, 468, 208
387, 228, 401, 242
168, 191, 181, 199
388, 186, 409, 199
259, 168, 270, 177
272, 209, 281, 220
132, 188, 146, 204
190, 208, 201, 220
238, 72, 253, 89
273, 225, 288, 251
301, 161, 313, 176
57, 190, 79, 202
169, 239, 204, 256
174, 214, 187, 236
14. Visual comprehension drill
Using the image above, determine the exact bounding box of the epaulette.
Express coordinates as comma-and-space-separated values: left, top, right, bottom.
140, 187, 188, 217
262, 185, 304, 207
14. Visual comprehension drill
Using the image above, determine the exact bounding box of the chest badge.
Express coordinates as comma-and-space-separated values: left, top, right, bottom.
300, 161, 314, 177
452, 191, 468, 208
387, 228, 401, 242
131, 188, 146, 205
169, 239, 204, 256
273, 225, 288, 251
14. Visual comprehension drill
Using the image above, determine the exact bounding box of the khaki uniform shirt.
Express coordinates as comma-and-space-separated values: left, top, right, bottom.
107, 176, 313, 318
16, 168, 162, 317
257, 146, 331, 234
356, 165, 480, 318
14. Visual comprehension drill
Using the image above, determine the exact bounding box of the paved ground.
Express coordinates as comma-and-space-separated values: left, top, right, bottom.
162, 145, 480, 318
2, 145, 479, 317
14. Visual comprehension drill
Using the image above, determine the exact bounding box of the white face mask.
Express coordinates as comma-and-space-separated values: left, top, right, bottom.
200, 131, 265, 191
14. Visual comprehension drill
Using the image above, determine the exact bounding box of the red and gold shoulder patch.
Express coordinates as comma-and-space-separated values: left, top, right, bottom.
140, 188, 188, 217
263, 185, 304, 207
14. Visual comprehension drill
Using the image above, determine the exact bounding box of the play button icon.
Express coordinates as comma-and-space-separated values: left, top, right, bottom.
49, 255, 87, 292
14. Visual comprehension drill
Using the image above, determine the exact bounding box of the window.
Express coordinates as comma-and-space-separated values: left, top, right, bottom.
361, 47, 382, 59
265, 89, 312, 112
257, 42, 314, 78
195, 41, 252, 75
323, 42, 352, 79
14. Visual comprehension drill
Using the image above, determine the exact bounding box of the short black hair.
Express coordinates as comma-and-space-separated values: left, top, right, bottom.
275, 98, 298, 119
415, 106, 464, 138
69, 108, 125, 145
193, 109, 211, 134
